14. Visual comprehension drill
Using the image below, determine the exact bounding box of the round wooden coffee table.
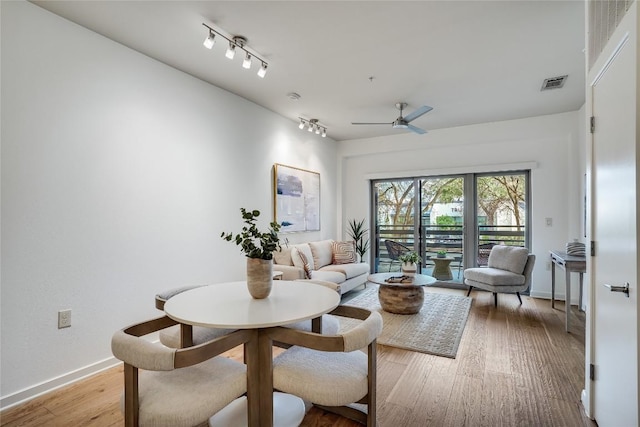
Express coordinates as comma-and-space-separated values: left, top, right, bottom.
367, 272, 437, 314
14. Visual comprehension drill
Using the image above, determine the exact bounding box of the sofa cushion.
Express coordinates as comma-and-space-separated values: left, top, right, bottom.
312, 270, 347, 283
488, 245, 529, 274
291, 244, 315, 271
273, 247, 294, 266
308, 240, 334, 269
464, 267, 525, 286
332, 241, 357, 264
319, 263, 369, 280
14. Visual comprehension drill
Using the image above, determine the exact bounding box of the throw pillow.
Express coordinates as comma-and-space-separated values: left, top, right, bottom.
332, 240, 357, 264
308, 240, 334, 269
273, 247, 294, 266
296, 250, 312, 279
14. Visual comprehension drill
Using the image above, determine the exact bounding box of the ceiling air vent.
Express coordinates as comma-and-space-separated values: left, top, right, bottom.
541, 75, 568, 91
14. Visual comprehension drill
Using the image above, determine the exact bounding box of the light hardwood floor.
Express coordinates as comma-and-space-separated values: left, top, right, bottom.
1, 288, 595, 427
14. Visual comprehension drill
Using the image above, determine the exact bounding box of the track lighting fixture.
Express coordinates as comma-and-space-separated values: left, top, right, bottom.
298, 118, 328, 138
202, 23, 269, 79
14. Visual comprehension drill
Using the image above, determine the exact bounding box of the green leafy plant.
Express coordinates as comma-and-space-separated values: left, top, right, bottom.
221, 208, 281, 260
437, 250, 447, 257
399, 251, 422, 264
347, 218, 370, 261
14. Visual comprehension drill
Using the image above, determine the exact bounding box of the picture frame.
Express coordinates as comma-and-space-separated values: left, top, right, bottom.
273, 163, 320, 232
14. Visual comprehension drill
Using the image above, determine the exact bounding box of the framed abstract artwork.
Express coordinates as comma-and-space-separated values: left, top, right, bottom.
273, 163, 320, 232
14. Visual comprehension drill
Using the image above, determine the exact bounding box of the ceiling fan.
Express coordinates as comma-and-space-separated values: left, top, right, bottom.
351, 102, 433, 134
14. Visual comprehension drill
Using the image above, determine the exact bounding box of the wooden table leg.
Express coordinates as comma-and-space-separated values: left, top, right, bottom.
245, 333, 261, 427
565, 268, 571, 333
258, 329, 274, 427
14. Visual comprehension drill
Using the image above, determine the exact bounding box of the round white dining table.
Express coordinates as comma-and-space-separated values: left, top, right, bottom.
164, 280, 340, 427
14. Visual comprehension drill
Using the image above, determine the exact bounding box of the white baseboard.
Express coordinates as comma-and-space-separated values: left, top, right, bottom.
0, 356, 121, 411
529, 291, 586, 311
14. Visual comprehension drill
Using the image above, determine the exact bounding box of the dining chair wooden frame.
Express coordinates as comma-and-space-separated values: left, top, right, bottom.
113, 316, 255, 427
266, 305, 381, 426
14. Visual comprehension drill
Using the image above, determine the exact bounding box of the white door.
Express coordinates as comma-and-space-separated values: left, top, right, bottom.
591, 30, 638, 427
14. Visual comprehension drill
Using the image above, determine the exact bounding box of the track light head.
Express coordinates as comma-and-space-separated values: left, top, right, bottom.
299, 119, 305, 129
242, 53, 252, 69
225, 42, 236, 59
257, 62, 268, 78
203, 30, 216, 49
322, 128, 327, 138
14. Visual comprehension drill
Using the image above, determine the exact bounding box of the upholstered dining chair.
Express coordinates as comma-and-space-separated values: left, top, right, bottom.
464, 245, 536, 307
155, 282, 341, 348
384, 239, 411, 272
111, 315, 253, 427
267, 305, 383, 426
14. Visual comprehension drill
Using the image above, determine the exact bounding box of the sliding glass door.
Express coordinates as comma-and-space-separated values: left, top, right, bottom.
372, 170, 530, 285
474, 172, 529, 266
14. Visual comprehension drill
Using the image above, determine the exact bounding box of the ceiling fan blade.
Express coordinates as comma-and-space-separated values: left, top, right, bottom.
351, 122, 393, 125
403, 105, 433, 123
406, 124, 427, 134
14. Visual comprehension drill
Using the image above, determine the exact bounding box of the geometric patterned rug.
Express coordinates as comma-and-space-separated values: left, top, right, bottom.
340, 285, 472, 358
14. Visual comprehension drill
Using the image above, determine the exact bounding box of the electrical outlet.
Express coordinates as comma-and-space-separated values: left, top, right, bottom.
58, 309, 71, 329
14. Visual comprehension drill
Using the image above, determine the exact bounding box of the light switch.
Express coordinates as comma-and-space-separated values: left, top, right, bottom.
545, 217, 552, 226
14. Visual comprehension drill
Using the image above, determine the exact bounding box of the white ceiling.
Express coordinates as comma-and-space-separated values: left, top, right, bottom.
31, 1, 586, 141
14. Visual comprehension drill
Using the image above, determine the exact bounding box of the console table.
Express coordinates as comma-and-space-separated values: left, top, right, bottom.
550, 250, 586, 332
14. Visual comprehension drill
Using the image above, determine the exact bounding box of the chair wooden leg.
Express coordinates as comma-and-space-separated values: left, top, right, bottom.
493, 292, 498, 307
466, 286, 473, 297
516, 292, 523, 305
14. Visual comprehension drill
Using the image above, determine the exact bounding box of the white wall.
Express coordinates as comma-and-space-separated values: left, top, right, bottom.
338, 111, 585, 301
0, 1, 338, 407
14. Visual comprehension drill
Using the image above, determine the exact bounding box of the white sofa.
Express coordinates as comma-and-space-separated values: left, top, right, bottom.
273, 239, 369, 295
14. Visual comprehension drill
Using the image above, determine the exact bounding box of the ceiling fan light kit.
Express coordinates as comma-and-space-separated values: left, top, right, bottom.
299, 118, 327, 138
352, 102, 433, 134
202, 23, 268, 78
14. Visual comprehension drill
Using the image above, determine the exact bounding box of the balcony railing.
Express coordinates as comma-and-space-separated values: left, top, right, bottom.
375, 224, 526, 274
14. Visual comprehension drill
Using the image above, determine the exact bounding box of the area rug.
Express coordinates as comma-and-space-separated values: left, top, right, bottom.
339, 285, 472, 358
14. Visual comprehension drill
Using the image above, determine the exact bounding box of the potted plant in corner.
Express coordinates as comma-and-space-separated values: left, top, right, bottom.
221, 208, 281, 299
347, 218, 370, 262
399, 251, 421, 276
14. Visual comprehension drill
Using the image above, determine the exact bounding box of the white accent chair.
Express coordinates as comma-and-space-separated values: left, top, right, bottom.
111, 316, 252, 427
464, 245, 536, 307
268, 305, 383, 426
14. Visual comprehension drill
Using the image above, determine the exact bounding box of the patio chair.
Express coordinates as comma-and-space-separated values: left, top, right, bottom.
384, 239, 411, 272
477, 242, 496, 266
